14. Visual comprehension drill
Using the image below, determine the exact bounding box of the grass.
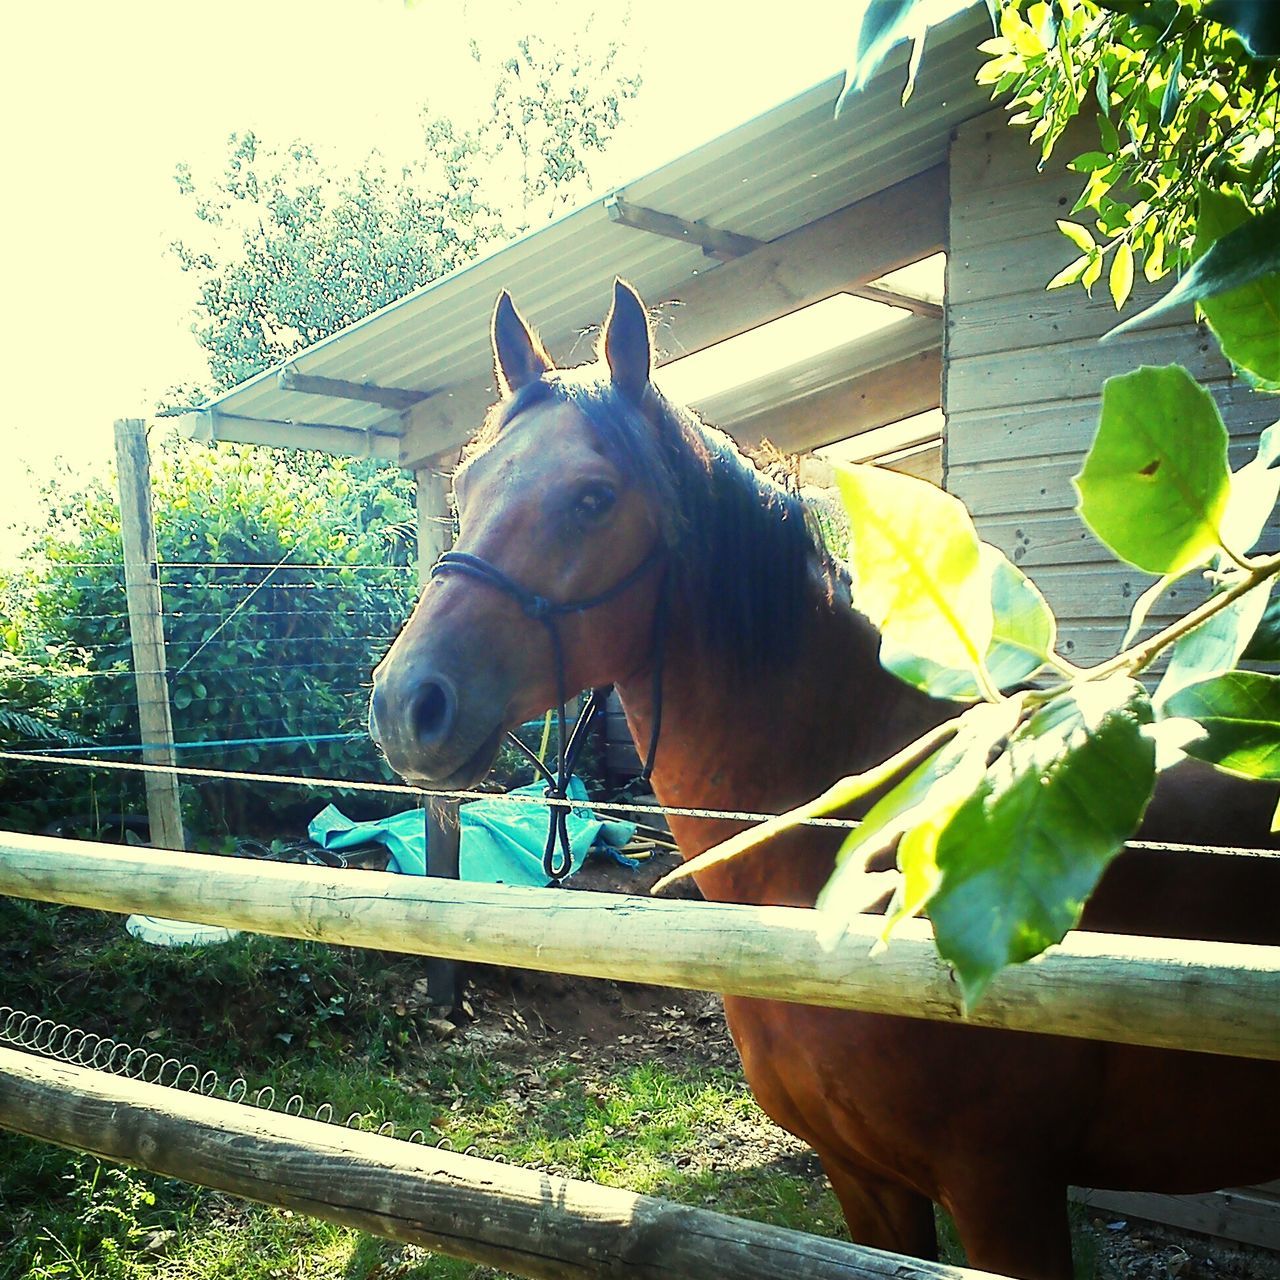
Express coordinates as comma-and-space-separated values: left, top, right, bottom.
0, 898, 844, 1280
0, 899, 1125, 1280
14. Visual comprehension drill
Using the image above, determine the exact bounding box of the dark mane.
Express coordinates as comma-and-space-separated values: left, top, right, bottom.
463, 371, 831, 674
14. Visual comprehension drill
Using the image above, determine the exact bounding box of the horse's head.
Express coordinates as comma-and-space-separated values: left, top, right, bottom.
369, 280, 670, 787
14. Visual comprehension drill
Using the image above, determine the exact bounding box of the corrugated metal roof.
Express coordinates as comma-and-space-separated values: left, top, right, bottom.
182, 6, 991, 461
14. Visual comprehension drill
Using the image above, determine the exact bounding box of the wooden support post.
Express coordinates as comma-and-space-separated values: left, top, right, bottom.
417, 460, 461, 1010
113, 420, 184, 852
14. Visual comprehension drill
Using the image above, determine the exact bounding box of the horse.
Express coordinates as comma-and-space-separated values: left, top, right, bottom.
369, 280, 1280, 1280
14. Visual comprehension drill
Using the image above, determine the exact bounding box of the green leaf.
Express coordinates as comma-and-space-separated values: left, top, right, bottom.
1068, 151, 1113, 173
1095, 60, 1111, 117
1074, 366, 1232, 574
1243, 586, 1280, 661
1047, 254, 1091, 290
1097, 107, 1119, 152
835, 0, 971, 113
1220, 421, 1280, 558
1144, 716, 1208, 771
1159, 50, 1183, 128
1203, 0, 1280, 55
1106, 204, 1280, 363
658, 716, 968, 889
1164, 671, 1280, 779
1154, 577, 1275, 709
816, 697, 1028, 929
1109, 241, 1135, 310
1056, 219, 1096, 253
881, 544, 1056, 701
930, 677, 1156, 1006
1121, 572, 1178, 648
1082, 250, 1103, 294
1193, 192, 1280, 386
834, 462, 994, 686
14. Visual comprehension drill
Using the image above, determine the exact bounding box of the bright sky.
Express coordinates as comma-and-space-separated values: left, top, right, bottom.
0, 0, 859, 565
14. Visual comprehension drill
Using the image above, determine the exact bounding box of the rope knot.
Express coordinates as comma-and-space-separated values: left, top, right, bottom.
524, 595, 553, 619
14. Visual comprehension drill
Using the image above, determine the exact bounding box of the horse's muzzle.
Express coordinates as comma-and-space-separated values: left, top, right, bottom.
369, 660, 504, 787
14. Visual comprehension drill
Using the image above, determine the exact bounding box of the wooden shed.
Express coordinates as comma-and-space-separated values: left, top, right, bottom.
178, 6, 1261, 677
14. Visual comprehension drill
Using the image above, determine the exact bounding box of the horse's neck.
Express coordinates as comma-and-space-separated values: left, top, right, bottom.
615, 568, 946, 907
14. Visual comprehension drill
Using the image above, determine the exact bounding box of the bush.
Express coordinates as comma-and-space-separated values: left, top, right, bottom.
2, 434, 417, 839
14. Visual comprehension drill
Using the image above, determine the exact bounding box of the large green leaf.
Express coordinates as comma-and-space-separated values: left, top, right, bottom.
834, 462, 994, 687
930, 676, 1156, 1006
836, 0, 972, 111
1074, 366, 1232, 574
1163, 670, 1280, 779
1194, 191, 1280, 387
1244, 587, 1280, 661
1220, 421, 1280, 557
1203, 0, 1280, 56
1107, 202, 1280, 376
1154, 577, 1275, 709
816, 696, 1028, 930
881, 543, 1056, 701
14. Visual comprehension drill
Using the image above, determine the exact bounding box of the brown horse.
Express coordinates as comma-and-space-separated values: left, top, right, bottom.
369, 280, 1280, 1280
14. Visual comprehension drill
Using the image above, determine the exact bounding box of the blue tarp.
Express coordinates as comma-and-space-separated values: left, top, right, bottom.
308, 776, 636, 888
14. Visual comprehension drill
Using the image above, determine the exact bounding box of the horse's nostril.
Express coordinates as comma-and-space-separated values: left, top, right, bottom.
411, 677, 457, 747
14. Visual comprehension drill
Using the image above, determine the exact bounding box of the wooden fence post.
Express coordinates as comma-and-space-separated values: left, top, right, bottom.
416, 459, 461, 1010
114, 420, 185, 852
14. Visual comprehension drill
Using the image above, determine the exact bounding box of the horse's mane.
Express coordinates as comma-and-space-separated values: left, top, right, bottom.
463, 371, 831, 674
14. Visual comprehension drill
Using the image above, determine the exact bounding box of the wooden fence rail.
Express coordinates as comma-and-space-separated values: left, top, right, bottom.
0, 1046, 991, 1280
2, 832, 1279, 1060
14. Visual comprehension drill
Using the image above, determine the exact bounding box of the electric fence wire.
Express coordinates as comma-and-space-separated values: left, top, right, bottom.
4, 660, 388, 684
31, 561, 415, 572
2, 747, 1278, 855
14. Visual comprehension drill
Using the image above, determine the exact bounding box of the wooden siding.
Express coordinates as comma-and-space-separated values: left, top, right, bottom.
946, 112, 1259, 665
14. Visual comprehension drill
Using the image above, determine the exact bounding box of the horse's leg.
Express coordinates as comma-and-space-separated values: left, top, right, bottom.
816, 1150, 937, 1261
944, 1176, 1073, 1280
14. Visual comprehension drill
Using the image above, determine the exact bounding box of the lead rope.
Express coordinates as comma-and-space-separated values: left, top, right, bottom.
430, 549, 666, 885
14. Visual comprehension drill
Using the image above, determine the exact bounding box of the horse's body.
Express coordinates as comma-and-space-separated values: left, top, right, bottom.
370, 282, 1280, 1280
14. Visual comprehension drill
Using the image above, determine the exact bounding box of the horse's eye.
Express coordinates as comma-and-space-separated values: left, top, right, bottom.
575, 484, 616, 523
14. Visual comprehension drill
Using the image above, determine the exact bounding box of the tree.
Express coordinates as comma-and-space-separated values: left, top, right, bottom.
170, 32, 640, 397
666, 0, 1280, 1003
2, 31, 641, 839
1, 441, 419, 836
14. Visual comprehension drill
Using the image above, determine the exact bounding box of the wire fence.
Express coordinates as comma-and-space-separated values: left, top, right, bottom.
8, 549, 1280, 857
4, 748, 1280, 858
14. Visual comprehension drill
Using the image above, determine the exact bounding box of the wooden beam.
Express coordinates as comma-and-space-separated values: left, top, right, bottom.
732, 348, 941, 453
415, 465, 453, 582
1071, 1183, 1280, 1252
849, 283, 944, 320
2, 833, 1279, 1060
599, 195, 942, 313
604, 195, 763, 262
181, 410, 403, 461
400, 166, 949, 469
0, 1048, 982, 1280
113, 421, 185, 852
278, 365, 432, 412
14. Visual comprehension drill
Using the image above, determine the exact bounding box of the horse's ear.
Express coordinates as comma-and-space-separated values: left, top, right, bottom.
602, 278, 651, 396
492, 291, 553, 395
